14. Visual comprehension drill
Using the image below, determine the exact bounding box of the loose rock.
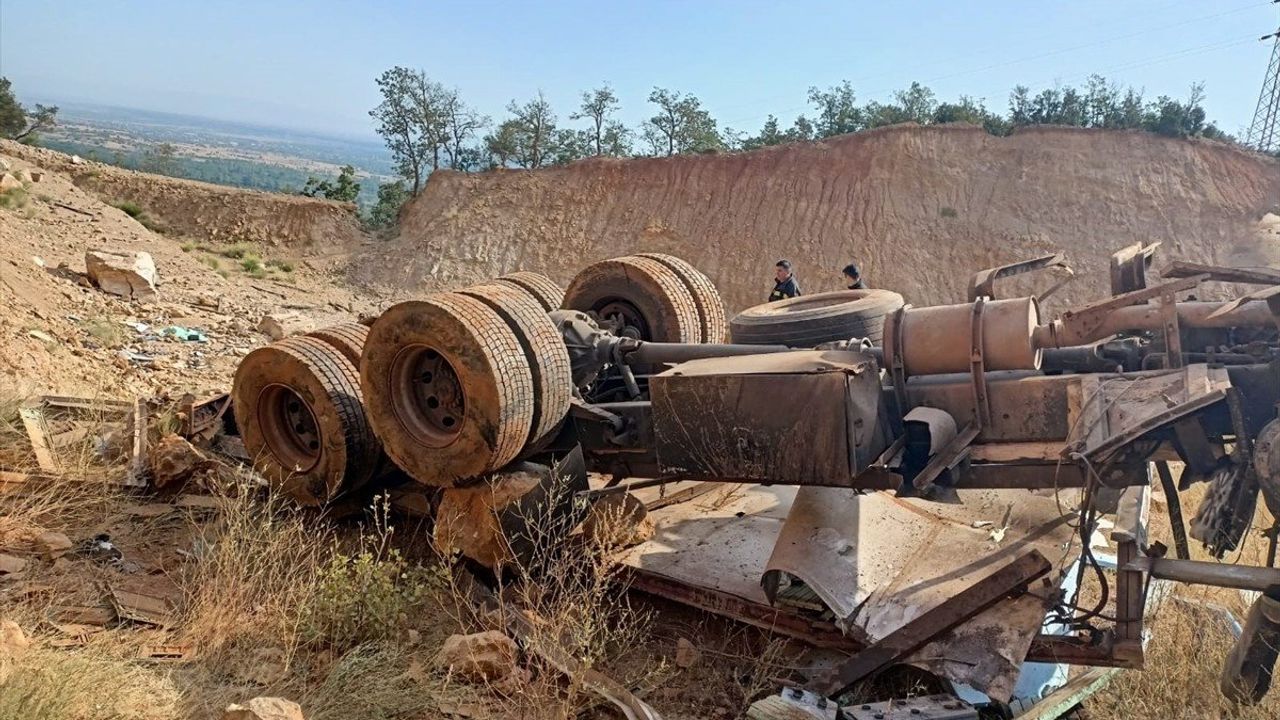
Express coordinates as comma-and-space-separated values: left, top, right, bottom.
0, 173, 22, 192
85, 249, 159, 303
150, 433, 212, 489
0, 553, 29, 575
0, 619, 29, 683
582, 492, 655, 548
34, 531, 72, 560
221, 697, 305, 720
436, 630, 518, 682
675, 637, 701, 668
0, 620, 28, 656
14, 168, 32, 183
256, 311, 314, 341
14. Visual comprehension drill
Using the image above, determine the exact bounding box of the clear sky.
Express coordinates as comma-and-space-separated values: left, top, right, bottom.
1, 0, 1277, 141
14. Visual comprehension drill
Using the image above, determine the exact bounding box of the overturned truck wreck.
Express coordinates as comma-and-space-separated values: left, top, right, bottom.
232, 247, 1280, 717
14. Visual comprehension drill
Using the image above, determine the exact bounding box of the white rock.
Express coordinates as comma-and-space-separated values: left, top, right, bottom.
70, 155, 84, 165
85, 250, 158, 302
256, 311, 313, 341
221, 697, 305, 720
0, 158, 10, 172
14, 168, 32, 183
0, 173, 22, 192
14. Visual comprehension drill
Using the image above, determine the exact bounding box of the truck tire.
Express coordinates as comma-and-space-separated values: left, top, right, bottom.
562, 255, 701, 343
729, 289, 905, 347
495, 271, 565, 312
307, 322, 370, 367
361, 293, 535, 487
233, 336, 380, 506
459, 282, 572, 449
635, 253, 727, 343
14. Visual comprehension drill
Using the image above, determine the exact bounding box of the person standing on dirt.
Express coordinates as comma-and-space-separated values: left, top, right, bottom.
770, 260, 801, 301
843, 263, 867, 290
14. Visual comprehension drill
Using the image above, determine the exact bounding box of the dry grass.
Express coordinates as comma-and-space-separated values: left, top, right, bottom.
0, 645, 181, 720
1089, 481, 1280, 719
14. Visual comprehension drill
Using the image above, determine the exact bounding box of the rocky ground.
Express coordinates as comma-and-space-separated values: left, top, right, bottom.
0, 147, 392, 401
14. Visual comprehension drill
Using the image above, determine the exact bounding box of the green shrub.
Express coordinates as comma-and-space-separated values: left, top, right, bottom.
240, 255, 263, 273
266, 258, 294, 273
112, 200, 144, 218
940, 206, 958, 218
220, 243, 251, 259
0, 187, 29, 210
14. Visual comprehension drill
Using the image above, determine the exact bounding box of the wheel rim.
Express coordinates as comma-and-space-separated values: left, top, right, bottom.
257, 384, 322, 472
389, 344, 465, 447
595, 299, 649, 340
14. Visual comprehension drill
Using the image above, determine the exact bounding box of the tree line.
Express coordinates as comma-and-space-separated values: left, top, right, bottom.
367, 69, 1229, 205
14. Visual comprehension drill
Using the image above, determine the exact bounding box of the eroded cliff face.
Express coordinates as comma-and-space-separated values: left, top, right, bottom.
1, 141, 366, 253
365, 124, 1280, 314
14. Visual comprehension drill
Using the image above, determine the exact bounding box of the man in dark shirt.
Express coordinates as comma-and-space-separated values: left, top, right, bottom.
770, 260, 801, 301
843, 263, 867, 290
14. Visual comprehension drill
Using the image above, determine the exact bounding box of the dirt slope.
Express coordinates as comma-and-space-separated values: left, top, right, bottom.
0, 149, 387, 398
0, 140, 366, 254
367, 124, 1280, 314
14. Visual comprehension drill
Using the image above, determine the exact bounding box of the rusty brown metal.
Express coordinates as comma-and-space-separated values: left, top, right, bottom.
1034, 275, 1206, 349
649, 351, 889, 485
819, 549, 1052, 697
1163, 260, 1280, 286
886, 297, 1041, 376
1110, 242, 1161, 296
967, 252, 1073, 302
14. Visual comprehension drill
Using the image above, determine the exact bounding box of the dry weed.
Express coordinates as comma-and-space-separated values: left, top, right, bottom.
176, 480, 327, 663
0, 645, 181, 720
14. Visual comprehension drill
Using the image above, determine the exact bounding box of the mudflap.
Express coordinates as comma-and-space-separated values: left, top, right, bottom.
496, 445, 591, 574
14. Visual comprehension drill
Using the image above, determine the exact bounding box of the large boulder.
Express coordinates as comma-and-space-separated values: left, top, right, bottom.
85, 250, 158, 302
0, 173, 22, 192
435, 630, 518, 682
221, 697, 305, 720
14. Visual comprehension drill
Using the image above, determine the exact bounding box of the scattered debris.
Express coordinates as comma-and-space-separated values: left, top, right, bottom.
137, 643, 193, 662
222, 697, 305, 720
74, 533, 123, 564
110, 586, 177, 628
34, 531, 72, 560
161, 325, 208, 342
85, 249, 159, 302
674, 637, 700, 669
436, 630, 518, 682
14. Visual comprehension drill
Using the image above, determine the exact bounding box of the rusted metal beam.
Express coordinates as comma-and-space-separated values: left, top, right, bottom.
1155, 461, 1190, 560
1164, 260, 1280, 286
1024, 634, 1145, 668
819, 549, 1052, 697
624, 568, 860, 651
968, 252, 1072, 302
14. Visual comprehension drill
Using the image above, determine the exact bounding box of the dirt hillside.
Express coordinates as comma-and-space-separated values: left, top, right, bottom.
0, 148, 389, 398
0, 140, 366, 255
366, 124, 1280, 314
